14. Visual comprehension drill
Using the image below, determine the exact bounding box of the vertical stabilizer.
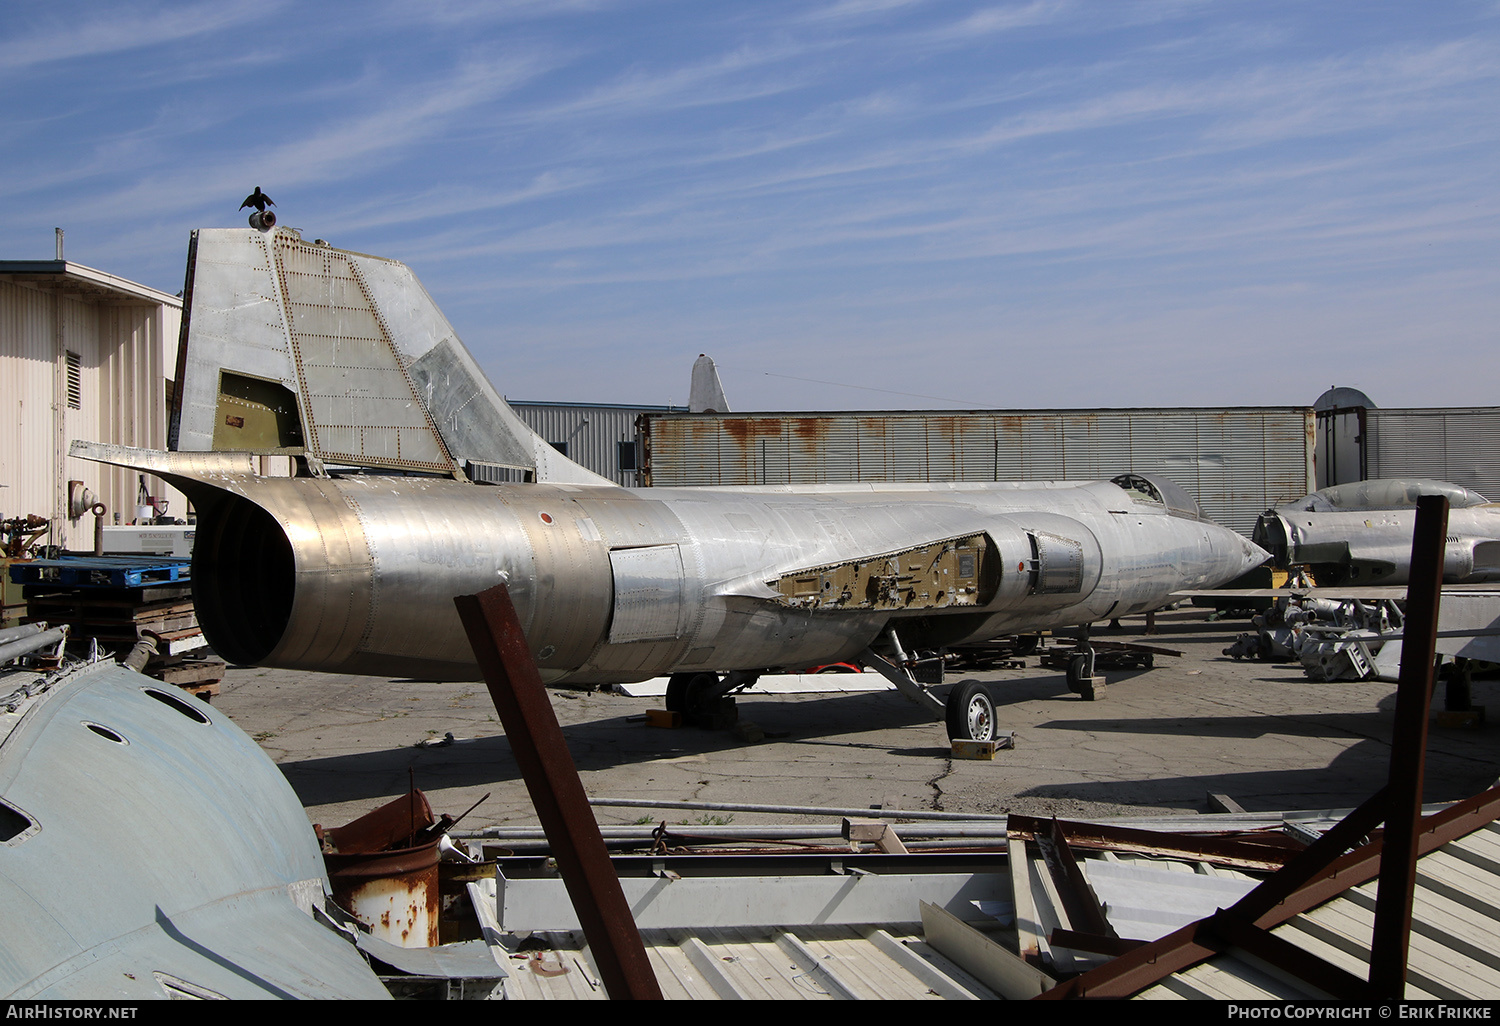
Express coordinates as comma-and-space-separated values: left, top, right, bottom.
171, 227, 608, 484
689, 353, 730, 414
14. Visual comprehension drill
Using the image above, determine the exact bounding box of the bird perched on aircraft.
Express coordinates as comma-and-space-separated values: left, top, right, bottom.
239, 187, 275, 212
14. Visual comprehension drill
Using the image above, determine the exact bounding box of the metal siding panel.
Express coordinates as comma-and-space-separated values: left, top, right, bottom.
761, 419, 793, 485
641, 408, 1313, 536
953, 415, 994, 482
4, 281, 185, 543
1368, 411, 1447, 482
885, 416, 927, 482
1019, 416, 1063, 480
1370, 410, 1500, 501
1, 282, 60, 528
1441, 412, 1500, 499
817, 417, 860, 485
855, 416, 892, 482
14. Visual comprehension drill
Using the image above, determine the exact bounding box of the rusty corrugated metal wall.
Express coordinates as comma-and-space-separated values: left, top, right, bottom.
642, 408, 1316, 538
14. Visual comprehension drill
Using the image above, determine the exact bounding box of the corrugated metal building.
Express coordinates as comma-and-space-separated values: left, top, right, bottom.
0, 256, 183, 550
641, 408, 1316, 538
504, 401, 686, 486
1314, 386, 1500, 499
1363, 409, 1500, 498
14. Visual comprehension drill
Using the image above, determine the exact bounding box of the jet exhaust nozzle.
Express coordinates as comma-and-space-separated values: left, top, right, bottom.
249, 210, 277, 230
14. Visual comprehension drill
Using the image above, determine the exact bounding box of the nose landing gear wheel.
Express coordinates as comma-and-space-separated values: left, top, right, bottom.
946, 680, 996, 742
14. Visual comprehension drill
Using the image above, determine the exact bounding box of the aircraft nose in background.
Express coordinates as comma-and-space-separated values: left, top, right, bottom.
1228, 530, 1271, 580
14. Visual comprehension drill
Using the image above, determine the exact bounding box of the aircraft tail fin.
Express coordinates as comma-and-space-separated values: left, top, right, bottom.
170, 227, 606, 485
689, 354, 730, 414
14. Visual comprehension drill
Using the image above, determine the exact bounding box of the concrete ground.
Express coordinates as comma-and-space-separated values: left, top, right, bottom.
212, 607, 1500, 836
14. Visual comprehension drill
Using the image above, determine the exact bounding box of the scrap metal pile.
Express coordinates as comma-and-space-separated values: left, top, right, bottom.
1223, 595, 1407, 681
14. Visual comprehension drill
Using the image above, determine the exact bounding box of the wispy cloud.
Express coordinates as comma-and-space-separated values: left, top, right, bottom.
24, 53, 556, 224
0, 0, 282, 72
5, 2, 1499, 410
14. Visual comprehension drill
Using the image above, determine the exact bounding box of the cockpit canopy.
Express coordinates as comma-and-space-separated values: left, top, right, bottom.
1277, 479, 1490, 514
1110, 473, 1203, 520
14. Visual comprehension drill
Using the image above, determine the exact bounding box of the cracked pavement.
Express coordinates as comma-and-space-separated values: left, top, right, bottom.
211, 608, 1500, 834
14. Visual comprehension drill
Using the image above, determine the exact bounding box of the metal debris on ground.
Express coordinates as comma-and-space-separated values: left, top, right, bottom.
1223, 594, 1406, 681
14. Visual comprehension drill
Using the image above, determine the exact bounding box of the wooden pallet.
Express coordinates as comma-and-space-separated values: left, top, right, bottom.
10, 556, 191, 589
23, 581, 202, 653
146, 654, 225, 698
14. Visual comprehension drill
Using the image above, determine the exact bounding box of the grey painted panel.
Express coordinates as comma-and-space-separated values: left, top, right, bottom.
609, 544, 687, 642
0, 659, 387, 999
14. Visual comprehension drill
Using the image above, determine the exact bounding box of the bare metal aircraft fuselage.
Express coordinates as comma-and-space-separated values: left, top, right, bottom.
1255, 480, 1500, 587
74, 225, 1266, 737
173, 469, 1263, 684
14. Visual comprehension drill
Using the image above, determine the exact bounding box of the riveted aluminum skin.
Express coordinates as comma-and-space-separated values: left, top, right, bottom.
1255, 479, 1500, 586
168, 472, 1265, 684
75, 228, 1268, 686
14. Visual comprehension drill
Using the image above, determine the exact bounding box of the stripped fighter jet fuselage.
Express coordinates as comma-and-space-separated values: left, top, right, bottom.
1254, 479, 1500, 587
75, 227, 1266, 739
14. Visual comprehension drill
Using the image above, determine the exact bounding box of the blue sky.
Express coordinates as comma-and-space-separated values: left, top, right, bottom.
5, 1, 1498, 411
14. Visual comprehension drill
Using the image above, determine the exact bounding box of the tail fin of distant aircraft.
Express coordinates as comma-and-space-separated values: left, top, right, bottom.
689, 353, 730, 414
168, 226, 607, 485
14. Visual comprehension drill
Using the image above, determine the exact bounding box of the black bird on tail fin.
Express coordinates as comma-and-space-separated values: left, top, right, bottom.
239, 187, 275, 212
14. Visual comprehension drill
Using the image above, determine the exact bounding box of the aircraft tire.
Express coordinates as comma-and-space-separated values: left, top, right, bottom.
665, 673, 695, 713
673, 672, 733, 728
946, 680, 996, 742
1066, 654, 1089, 693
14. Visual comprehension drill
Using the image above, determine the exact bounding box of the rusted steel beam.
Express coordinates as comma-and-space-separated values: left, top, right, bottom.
1034, 789, 1390, 998
455, 584, 663, 1001
1225, 788, 1388, 924
1203, 911, 1371, 1001
1037, 787, 1500, 999
1370, 493, 1448, 998
1035, 918, 1225, 999
1005, 813, 1301, 872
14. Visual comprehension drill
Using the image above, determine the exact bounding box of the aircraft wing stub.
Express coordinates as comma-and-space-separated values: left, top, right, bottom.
770, 532, 998, 612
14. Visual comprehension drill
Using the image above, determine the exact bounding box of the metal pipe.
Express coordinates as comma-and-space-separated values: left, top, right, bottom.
92, 502, 106, 557
121, 635, 158, 673
458, 823, 1013, 842
0, 627, 68, 665
588, 797, 1007, 822
0, 623, 47, 647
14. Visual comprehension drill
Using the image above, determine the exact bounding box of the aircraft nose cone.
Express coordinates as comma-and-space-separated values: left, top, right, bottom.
1238, 535, 1271, 576
1202, 523, 1270, 588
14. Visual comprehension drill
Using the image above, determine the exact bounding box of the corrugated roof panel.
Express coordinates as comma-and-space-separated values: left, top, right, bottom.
500, 925, 967, 1000
1133, 815, 1500, 1000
